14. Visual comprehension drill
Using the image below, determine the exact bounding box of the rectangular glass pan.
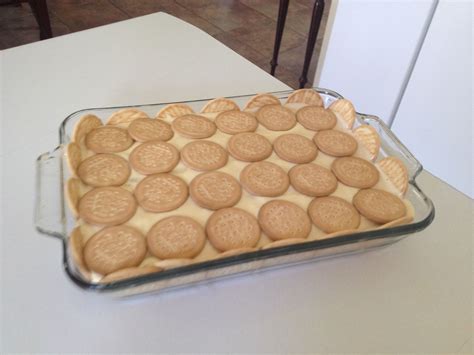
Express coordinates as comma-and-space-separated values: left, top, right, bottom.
35, 87, 435, 297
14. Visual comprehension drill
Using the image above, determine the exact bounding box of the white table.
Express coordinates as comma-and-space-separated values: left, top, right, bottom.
1, 13, 472, 353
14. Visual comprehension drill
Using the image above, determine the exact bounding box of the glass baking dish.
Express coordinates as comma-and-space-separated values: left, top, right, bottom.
35, 88, 435, 297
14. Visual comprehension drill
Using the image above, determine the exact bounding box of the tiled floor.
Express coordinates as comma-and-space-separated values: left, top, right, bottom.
0, 0, 330, 88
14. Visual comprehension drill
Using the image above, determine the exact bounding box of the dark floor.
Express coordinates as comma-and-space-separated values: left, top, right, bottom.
0, 0, 330, 88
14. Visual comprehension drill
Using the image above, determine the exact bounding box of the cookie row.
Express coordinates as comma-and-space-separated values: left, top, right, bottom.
81, 188, 407, 278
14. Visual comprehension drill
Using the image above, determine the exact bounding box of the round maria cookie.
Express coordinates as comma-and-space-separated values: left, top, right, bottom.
240, 161, 289, 197
189, 171, 242, 210
308, 196, 360, 233
172, 114, 216, 139
206, 208, 261, 251
331, 156, 379, 188
85, 126, 133, 153
289, 163, 338, 197
256, 104, 297, 131
83, 225, 147, 275
313, 129, 358, 157
273, 134, 318, 163
128, 118, 174, 142
296, 105, 337, 131
215, 110, 258, 134
78, 153, 131, 187
78, 187, 137, 226
258, 200, 312, 240
227, 132, 273, 162
147, 216, 206, 259
134, 174, 188, 212
129, 140, 179, 175
353, 188, 407, 224
181, 140, 228, 171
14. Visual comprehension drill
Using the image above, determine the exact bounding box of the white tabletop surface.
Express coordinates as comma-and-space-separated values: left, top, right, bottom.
1, 13, 472, 353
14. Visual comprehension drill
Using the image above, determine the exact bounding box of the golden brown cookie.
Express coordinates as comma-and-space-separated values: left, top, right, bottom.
201, 98, 239, 113
329, 99, 356, 128
258, 200, 312, 240
65, 178, 81, 217
289, 163, 338, 197
286, 89, 323, 106
206, 208, 261, 252
147, 216, 206, 259
308, 196, 361, 233
100, 266, 161, 283
256, 104, 297, 131
128, 118, 174, 142
106, 108, 148, 125
227, 132, 273, 162
134, 173, 188, 212
65, 142, 82, 177
78, 153, 131, 187
273, 134, 318, 163
83, 225, 147, 275
181, 140, 228, 171
377, 157, 409, 195
78, 187, 137, 226
331, 157, 379, 188
262, 238, 306, 249
353, 188, 407, 224
85, 126, 134, 153
190, 171, 242, 210
213, 247, 258, 259
353, 125, 380, 160
172, 114, 217, 139
313, 129, 358, 157
215, 110, 258, 135
156, 103, 194, 119
129, 140, 179, 175
69, 227, 90, 278
296, 105, 337, 131
244, 93, 281, 110
71, 114, 103, 143
240, 161, 289, 197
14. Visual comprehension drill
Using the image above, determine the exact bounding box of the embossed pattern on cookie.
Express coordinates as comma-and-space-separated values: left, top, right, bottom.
107, 108, 148, 125
289, 163, 338, 197
273, 134, 318, 163
134, 173, 188, 212
84, 225, 146, 275
181, 141, 228, 171
296, 106, 337, 131
331, 156, 379, 188
313, 129, 358, 157
201, 98, 240, 113
258, 200, 312, 240
353, 188, 407, 224
240, 161, 289, 197
147, 216, 206, 259
78, 187, 137, 226
128, 118, 174, 142
156, 103, 194, 119
227, 132, 273, 162
190, 171, 242, 210
215, 110, 258, 135
129, 140, 179, 175
308, 196, 360, 233
256, 104, 297, 131
172, 114, 217, 139
86, 126, 134, 153
78, 153, 131, 187
286, 89, 323, 106
206, 208, 261, 251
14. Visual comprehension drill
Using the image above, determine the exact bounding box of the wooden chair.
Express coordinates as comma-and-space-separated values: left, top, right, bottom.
1, 0, 52, 40
271, 0, 325, 88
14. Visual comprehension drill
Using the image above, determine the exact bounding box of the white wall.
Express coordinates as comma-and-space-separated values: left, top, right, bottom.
392, 0, 473, 198
315, 0, 435, 123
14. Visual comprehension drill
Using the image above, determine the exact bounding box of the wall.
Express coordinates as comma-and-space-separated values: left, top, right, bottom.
392, 0, 473, 197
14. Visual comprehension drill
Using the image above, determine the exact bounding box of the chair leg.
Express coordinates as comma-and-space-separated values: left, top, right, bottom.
299, 0, 325, 88
270, 0, 290, 76
29, 0, 53, 40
